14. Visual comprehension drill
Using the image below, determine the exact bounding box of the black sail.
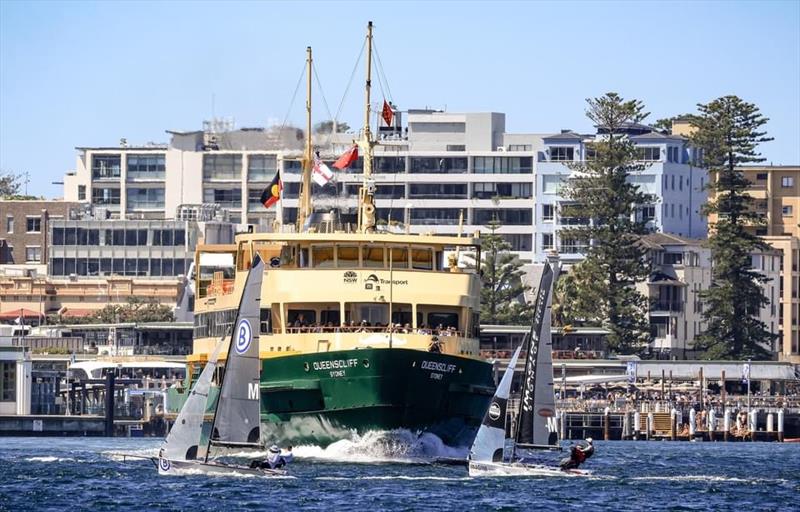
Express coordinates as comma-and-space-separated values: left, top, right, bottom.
211, 255, 264, 446
515, 262, 556, 447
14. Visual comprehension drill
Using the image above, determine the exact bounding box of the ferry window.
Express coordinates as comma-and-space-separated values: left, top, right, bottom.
428, 312, 459, 330
288, 310, 316, 327
337, 246, 359, 267
320, 309, 340, 325
299, 248, 309, 268
389, 247, 409, 268
391, 305, 413, 326
312, 246, 335, 268
347, 303, 389, 326
280, 245, 295, 266
411, 248, 433, 270
260, 308, 272, 334
364, 246, 384, 268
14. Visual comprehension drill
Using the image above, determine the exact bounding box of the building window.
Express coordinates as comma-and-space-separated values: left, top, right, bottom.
783, 205, 793, 216
549, 147, 574, 161
249, 154, 278, 181
92, 188, 121, 205
25, 246, 41, 263
374, 156, 405, 173
542, 175, 565, 194
409, 183, 467, 199
664, 252, 683, 265
472, 182, 531, 199
409, 208, 461, 225
446, 145, 466, 152
5, 216, 12, 234
507, 144, 533, 151
203, 154, 243, 180
543, 204, 555, 222
78, 185, 86, 200
409, 157, 467, 174
500, 234, 532, 251
127, 188, 165, 210
127, 154, 166, 179
473, 209, 532, 226
203, 188, 242, 208
542, 233, 554, 251
26, 217, 41, 233
0, 362, 15, 401
92, 155, 121, 179
637, 147, 661, 161
781, 176, 794, 188
756, 173, 768, 181
473, 156, 533, 174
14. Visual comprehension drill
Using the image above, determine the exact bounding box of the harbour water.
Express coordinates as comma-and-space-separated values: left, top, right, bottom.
1, 433, 798, 511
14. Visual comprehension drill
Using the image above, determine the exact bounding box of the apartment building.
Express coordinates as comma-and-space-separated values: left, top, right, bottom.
536, 124, 708, 264
0, 200, 81, 268
706, 166, 800, 362
639, 233, 781, 358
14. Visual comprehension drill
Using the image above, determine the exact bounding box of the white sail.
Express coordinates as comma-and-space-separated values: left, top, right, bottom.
515, 262, 559, 448
469, 346, 522, 463
161, 338, 225, 461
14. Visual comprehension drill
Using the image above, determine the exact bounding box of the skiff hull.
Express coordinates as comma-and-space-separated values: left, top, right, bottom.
156, 458, 287, 477
467, 460, 590, 477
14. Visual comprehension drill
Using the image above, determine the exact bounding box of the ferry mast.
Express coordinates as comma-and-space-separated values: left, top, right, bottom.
357, 21, 377, 234
297, 46, 314, 231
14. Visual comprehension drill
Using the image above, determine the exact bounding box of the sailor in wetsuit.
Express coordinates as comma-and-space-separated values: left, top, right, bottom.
559, 438, 594, 471
250, 445, 293, 470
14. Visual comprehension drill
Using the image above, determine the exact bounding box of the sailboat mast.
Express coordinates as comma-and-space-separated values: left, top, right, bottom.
297, 46, 313, 231
357, 21, 376, 233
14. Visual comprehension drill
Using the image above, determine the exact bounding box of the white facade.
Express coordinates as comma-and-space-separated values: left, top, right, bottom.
535, 129, 708, 264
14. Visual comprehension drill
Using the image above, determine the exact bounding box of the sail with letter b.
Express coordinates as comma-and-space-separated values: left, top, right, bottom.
211, 255, 264, 446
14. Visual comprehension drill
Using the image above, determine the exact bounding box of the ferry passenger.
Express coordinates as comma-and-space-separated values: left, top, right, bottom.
428, 336, 442, 353
559, 438, 594, 471
250, 445, 293, 470
403, 323, 412, 334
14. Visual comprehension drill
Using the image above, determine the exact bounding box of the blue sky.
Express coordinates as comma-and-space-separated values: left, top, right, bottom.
1, 0, 798, 198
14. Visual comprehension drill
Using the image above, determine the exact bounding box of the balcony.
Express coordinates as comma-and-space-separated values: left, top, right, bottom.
651, 300, 683, 313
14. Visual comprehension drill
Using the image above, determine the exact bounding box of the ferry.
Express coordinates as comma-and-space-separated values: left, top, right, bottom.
184, 23, 495, 447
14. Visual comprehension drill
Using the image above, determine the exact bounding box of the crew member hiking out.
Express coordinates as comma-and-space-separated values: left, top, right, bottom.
250, 445, 293, 470
559, 438, 594, 471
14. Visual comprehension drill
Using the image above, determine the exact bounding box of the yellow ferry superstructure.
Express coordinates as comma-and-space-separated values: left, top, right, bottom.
190, 231, 495, 445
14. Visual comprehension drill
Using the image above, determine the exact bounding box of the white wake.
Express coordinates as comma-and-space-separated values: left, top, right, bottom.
292, 429, 468, 464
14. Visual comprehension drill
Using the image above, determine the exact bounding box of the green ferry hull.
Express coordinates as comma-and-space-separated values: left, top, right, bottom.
259, 348, 495, 447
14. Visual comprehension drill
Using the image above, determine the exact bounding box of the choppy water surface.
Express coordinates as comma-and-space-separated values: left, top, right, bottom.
1, 433, 798, 511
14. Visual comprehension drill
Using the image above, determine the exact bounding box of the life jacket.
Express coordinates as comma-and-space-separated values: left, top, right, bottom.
574, 448, 587, 463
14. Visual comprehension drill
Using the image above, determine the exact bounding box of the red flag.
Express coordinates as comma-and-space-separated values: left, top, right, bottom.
381, 100, 394, 126
260, 171, 282, 208
333, 145, 359, 170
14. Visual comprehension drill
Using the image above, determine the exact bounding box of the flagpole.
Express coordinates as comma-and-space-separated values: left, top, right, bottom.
297, 46, 313, 232
357, 21, 376, 234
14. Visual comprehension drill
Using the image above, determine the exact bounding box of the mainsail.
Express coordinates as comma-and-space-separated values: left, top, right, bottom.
515, 261, 558, 448
469, 346, 522, 463
211, 255, 264, 446
161, 337, 225, 461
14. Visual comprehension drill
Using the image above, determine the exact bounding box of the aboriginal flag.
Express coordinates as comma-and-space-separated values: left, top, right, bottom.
260, 171, 282, 209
